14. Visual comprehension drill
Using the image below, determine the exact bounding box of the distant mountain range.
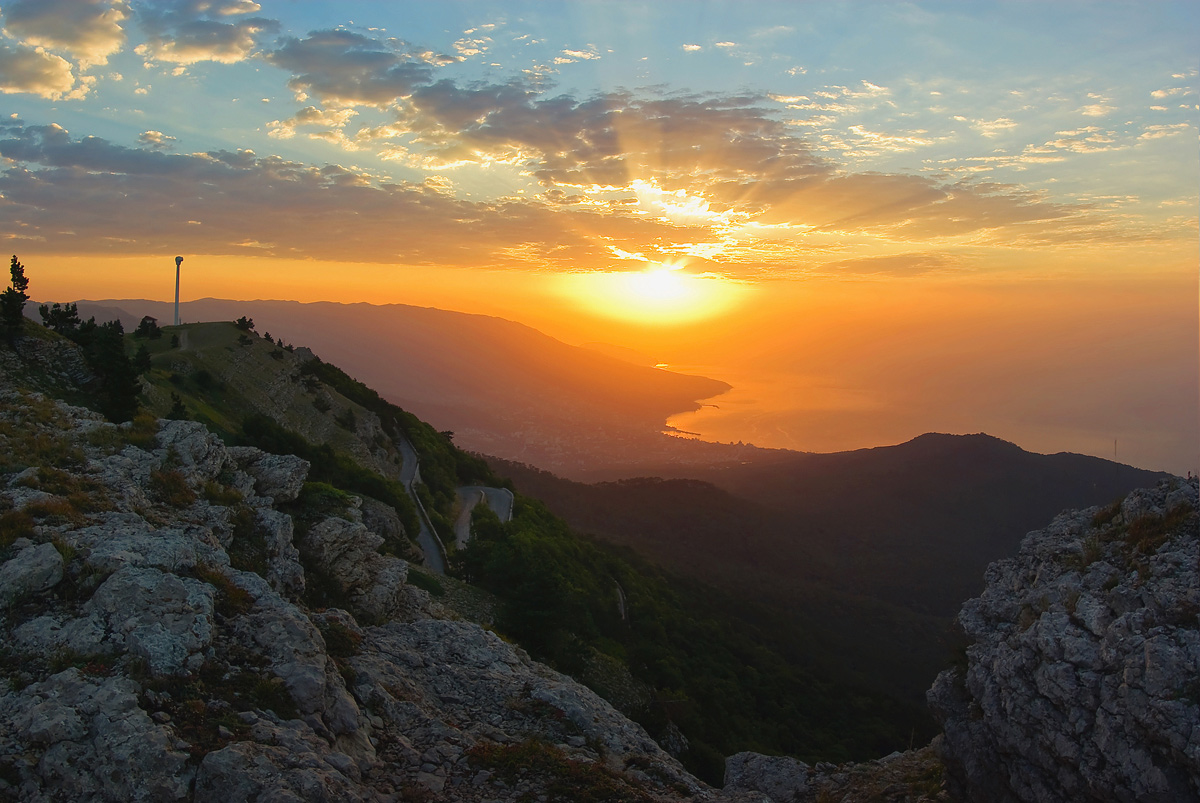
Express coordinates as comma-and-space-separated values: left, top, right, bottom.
47, 297, 737, 476
488, 433, 1168, 705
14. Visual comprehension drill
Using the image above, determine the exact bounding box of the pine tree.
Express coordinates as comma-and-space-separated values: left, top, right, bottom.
39, 302, 82, 334
1, 255, 30, 340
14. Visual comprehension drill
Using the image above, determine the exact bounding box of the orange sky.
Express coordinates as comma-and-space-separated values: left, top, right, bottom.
4, 2, 1197, 475
28, 244, 1199, 476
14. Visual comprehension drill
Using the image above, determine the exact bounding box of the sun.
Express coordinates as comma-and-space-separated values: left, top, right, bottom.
627, 267, 693, 303
558, 264, 746, 326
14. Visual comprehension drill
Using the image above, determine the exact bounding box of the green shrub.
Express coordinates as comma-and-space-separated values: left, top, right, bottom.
406, 569, 445, 597
149, 468, 196, 507
468, 739, 654, 803
0, 510, 35, 547
202, 480, 243, 506
192, 565, 254, 617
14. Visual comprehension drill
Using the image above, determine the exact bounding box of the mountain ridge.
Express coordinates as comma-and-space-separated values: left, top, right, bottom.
43, 296, 738, 476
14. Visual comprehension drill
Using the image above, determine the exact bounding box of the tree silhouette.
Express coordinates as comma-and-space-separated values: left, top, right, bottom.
1, 255, 30, 340
39, 302, 82, 334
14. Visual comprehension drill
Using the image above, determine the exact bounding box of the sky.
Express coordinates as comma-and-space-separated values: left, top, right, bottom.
1, 0, 1196, 474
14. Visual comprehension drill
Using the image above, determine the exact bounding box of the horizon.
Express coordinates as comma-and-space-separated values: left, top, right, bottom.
2, 1, 1196, 476
46, 294, 1195, 477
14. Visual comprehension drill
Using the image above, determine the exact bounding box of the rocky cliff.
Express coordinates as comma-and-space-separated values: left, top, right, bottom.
0, 390, 726, 802
928, 478, 1200, 801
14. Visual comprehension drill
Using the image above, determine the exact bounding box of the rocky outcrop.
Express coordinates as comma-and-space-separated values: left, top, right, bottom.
297, 505, 422, 624
225, 446, 309, 503
721, 744, 950, 803
724, 752, 811, 801
929, 478, 1200, 802
0, 386, 722, 802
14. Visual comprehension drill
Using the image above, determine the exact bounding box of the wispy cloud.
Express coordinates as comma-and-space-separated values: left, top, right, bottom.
1139, 122, 1190, 140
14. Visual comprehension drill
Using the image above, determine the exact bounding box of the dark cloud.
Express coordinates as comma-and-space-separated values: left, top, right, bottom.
135, 0, 279, 64
264, 30, 433, 107
0, 122, 688, 268
401, 85, 830, 194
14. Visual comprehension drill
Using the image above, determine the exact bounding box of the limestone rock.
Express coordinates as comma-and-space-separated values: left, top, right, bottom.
66, 514, 227, 574
0, 541, 63, 608
88, 566, 216, 676
724, 752, 811, 802
0, 669, 193, 801
255, 507, 306, 598
227, 446, 310, 503
298, 514, 417, 623
156, 419, 228, 484
929, 477, 1200, 802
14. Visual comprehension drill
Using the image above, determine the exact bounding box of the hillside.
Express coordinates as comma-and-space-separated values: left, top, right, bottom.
60, 298, 735, 476
487, 438, 1167, 708
1, 314, 937, 787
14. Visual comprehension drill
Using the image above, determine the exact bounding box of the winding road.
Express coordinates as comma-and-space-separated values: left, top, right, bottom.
397, 436, 447, 575
453, 486, 515, 549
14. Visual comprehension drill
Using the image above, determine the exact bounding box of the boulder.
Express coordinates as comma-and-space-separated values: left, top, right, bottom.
156, 420, 228, 483
724, 752, 811, 802
298, 514, 415, 623
86, 566, 216, 677
0, 541, 63, 608
227, 447, 309, 502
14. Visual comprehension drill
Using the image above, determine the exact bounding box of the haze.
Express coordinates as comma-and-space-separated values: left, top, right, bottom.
2, 1, 1196, 475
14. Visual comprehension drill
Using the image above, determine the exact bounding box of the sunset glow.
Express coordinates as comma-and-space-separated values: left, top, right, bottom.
0, 1, 1195, 473
560, 266, 746, 326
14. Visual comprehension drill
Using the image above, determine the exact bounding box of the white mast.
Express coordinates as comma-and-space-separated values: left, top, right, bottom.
174, 256, 183, 326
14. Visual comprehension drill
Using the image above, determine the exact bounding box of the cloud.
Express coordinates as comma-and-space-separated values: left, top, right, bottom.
264, 30, 433, 107
1139, 122, 1190, 140
267, 106, 358, 140
682, 44, 702, 52
822, 252, 963, 276
0, 121, 693, 270
1032, 127, 1122, 154
845, 125, 933, 151
454, 36, 490, 58
971, 117, 1018, 138
0, 42, 89, 100
1151, 86, 1187, 99
135, 0, 279, 65
2, 0, 128, 68
138, 129, 177, 149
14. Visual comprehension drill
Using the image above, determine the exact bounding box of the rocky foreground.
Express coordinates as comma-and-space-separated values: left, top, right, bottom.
0, 380, 1196, 802
0, 389, 720, 802
929, 477, 1200, 802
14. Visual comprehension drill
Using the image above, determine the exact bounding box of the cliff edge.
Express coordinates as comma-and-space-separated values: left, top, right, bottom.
929, 478, 1200, 801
